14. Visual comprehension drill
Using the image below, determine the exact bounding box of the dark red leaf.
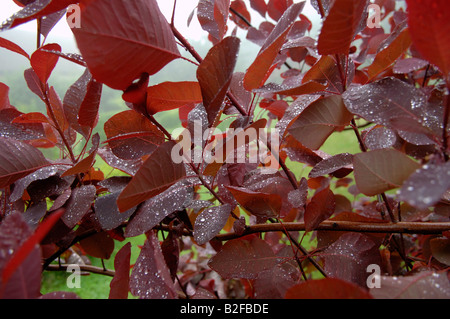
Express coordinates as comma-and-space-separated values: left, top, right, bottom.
30, 43, 61, 84
226, 186, 282, 218
77, 78, 102, 129
194, 204, 233, 245
286, 278, 373, 299
124, 181, 192, 237
197, 36, 240, 123
304, 186, 335, 231
208, 237, 278, 279
321, 232, 382, 287
95, 192, 136, 231
309, 153, 353, 178
109, 242, 131, 299
129, 232, 177, 299
104, 110, 164, 160
250, 0, 268, 18
230, 0, 251, 29
79, 231, 115, 259
2, 209, 63, 284
117, 141, 187, 212
267, 0, 293, 22
61, 185, 96, 228
0, 136, 50, 188
72, 0, 180, 90
370, 271, 450, 299
406, 0, 450, 74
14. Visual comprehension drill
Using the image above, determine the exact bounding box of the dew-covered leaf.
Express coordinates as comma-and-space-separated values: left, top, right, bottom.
398, 162, 450, 210
95, 192, 136, 231
286, 278, 373, 299
124, 181, 192, 237
288, 95, 353, 150
194, 204, 232, 245
61, 185, 96, 228
244, 2, 305, 91
104, 110, 164, 160
0, 0, 78, 31
197, 0, 230, 43
109, 242, 131, 299
197, 36, 240, 123
97, 146, 142, 176
343, 77, 440, 143
208, 236, 278, 279
321, 232, 381, 287
0, 136, 50, 188
304, 186, 335, 231
0, 212, 40, 299
72, 0, 180, 90
363, 126, 397, 150
129, 232, 177, 299
353, 149, 420, 196
370, 271, 450, 299
309, 153, 353, 178
117, 141, 187, 212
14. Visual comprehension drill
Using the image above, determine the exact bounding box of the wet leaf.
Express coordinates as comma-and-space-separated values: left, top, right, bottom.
399, 162, 450, 210
321, 232, 381, 287
194, 204, 233, 245
146, 81, 202, 114
129, 232, 177, 299
208, 236, 278, 279
0, 137, 50, 188
61, 185, 96, 228
226, 186, 282, 218
197, 0, 230, 43
370, 271, 450, 299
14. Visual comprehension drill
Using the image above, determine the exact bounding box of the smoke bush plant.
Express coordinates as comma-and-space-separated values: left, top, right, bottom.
0, 0, 449, 299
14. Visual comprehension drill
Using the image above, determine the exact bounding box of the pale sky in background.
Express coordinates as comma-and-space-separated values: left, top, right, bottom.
0, 0, 319, 44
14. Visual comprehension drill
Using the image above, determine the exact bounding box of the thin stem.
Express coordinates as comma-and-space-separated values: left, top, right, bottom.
45, 263, 115, 277
36, 18, 42, 49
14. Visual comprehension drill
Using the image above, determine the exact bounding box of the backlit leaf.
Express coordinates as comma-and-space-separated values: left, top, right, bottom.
109, 242, 131, 299
197, 36, 240, 123
72, 0, 180, 90
117, 141, 186, 212
197, 0, 230, 43
226, 186, 282, 218
0, 37, 30, 59
317, 0, 369, 55
288, 95, 353, 150
244, 2, 305, 91
406, 0, 450, 74
146, 81, 203, 114
353, 149, 420, 196
30, 43, 61, 84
